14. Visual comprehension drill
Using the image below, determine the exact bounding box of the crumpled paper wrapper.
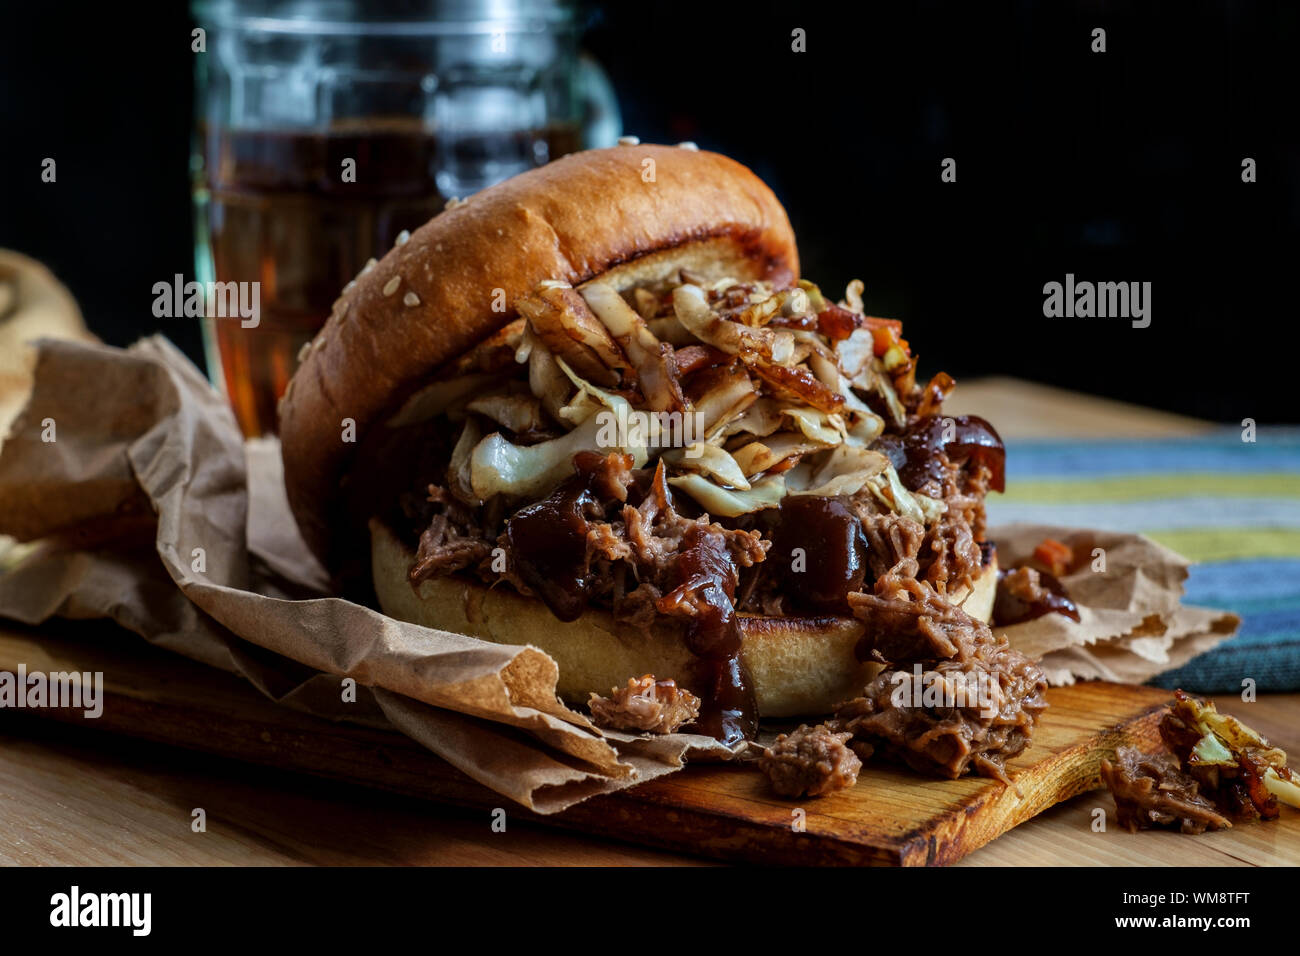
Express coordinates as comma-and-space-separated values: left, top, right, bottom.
0, 336, 729, 814
0, 337, 1238, 810
991, 524, 1239, 685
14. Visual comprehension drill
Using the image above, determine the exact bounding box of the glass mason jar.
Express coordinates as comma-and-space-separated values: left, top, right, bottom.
191, 0, 619, 436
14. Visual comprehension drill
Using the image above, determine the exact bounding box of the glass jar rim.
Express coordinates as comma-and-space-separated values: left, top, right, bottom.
191, 0, 579, 37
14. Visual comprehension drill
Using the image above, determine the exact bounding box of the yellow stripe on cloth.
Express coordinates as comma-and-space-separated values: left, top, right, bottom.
1145, 528, 1300, 562
1002, 473, 1300, 503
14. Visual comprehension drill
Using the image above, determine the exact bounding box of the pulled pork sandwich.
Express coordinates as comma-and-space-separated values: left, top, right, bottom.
279, 144, 1042, 757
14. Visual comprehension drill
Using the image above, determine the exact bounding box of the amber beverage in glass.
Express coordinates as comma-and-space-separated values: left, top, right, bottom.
191, 0, 614, 437
198, 122, 444, 436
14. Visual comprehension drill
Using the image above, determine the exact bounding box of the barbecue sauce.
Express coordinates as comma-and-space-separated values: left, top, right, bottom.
693, 655, 757, 745
505, 474, 597, 622
667, 527, 743, 659
664, 525, 757, 745
771, 495, 870, 614
993, 568, 1081, 626
874, 414, 1006, 493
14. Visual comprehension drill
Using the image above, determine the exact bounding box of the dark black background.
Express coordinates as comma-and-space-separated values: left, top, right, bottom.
1, 1, 1296, 422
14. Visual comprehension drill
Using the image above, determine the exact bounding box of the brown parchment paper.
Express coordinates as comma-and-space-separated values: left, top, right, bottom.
989, 524, 1239, 685
0, 337, 1237, 810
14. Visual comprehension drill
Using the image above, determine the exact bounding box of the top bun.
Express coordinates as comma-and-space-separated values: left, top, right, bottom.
279, 144, 799, 568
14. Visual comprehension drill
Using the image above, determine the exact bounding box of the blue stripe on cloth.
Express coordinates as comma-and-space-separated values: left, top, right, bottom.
1132, 570, 1300, 693
1184, 560, 1300, 605
994, 431, 1300, 691
1004, 428, 1300, 479
1148, 651, 1300, 695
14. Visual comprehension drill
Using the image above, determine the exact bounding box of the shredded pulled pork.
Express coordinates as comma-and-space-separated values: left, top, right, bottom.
854, 511, 927, 581
413, 455, 770, 643
1000, 566, 1049, 604
1101, 691, 1299, 835
409, 486, 494, 581
758, 724, 863, 798
589, 675, 701, 734
847, 448, 988, 600
834, 647, 1048, 782
846, 558, 985, 661
614, 464, 767, 626
834, 557, 1049, 782
1100, 746, 1232, 834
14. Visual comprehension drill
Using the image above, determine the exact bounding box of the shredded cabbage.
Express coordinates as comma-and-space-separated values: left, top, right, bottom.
661, 443, 751, 490
834, 327, 876, 389
526, 334, 571, 422
1190, 733, 1236, 767
781, 406, 846, 445
786, 445, 889, 498
1177, 695, 1300, 810
447, 417, 482, 505
645, 316, 696, 346
668, 473, 786, 517
468, 358, 649, 499
672, 284, 786, 363
843, 279, 865, 314
798, 279, 827, 314
556, 388, 603, 426
693, 366, 758, 436
863, 466, 946, 524
719, 397, 785, 439
1264, 768, 1300, 809
805, 349, 883, 442
731, 432, 828, 477
872, 371, 908, 431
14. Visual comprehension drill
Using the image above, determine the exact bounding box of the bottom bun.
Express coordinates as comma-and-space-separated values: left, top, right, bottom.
371, 521, 998, 718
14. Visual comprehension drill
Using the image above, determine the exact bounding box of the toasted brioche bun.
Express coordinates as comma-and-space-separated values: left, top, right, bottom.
279, 145, 798, 569
371, 521, 999, 718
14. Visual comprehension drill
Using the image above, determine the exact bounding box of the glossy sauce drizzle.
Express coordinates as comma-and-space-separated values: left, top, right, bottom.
993, 568, 1081, 626
874, 414, 1007, 493
771, 495, 870, 614
505, 474, 598, 622
660, 525, 757, 745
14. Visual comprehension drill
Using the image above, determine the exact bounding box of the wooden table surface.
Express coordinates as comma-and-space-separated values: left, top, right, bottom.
1, 377, 1295, 866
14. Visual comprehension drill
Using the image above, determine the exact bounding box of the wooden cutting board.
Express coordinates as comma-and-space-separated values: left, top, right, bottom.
0, 623, 1171, 866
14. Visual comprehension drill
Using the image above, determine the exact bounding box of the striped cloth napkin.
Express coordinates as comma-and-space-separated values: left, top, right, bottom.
987, 428, 1300, 693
